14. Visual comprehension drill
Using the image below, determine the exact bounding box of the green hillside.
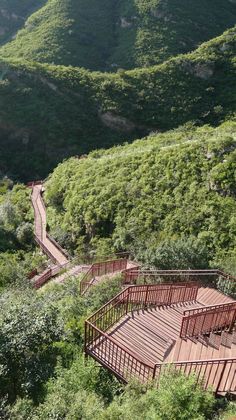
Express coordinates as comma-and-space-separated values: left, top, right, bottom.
0, 0, 45, 45
0, 0, 236, 70
45, 120, 236, 267
1, 3, 236, 417
0, 26, 235, 180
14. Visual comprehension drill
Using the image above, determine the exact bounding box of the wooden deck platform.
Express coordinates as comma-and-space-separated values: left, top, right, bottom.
108, 288, 235, 366
85, 285, 236, 393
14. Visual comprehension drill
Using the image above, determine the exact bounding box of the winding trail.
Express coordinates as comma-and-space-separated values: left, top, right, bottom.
28, 181, 135, 289
29, 182, 88, 287
31, 183, 68, 265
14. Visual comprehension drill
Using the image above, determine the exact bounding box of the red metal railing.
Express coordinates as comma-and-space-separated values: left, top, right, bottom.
122, 269, 236, 299
27, 268, 38, 279
85, 283, 199, 381
123, 269, 220, 285
180, 302, 236, 338
86, 283, 199, 335
33, 261, 70, 289
85, 283, 236, 392
85, 322, 155, 383
27, 180, 43, 187
154, 358, 236, 394
80, 259, 128, 295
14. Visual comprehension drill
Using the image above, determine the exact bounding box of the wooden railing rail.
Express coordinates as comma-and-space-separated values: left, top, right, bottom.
80, 258, 128, 295
86, 283, 199, 361
122, 269, 236, 300
35, 236, 57, 264
217, 270, 236, 282
27, 180, 43, 187
123, 269, 220, 285
183, 302, 236, 316
87, 283, 199, 333
180, 302, 236, 338
46, 232, 70, 259
33, 261, 71, 289
86, 308, 236, 391
31, 188, 44, 242
154, 358, 236, 393
123, 266, 141, 284
85, 321, 155, 382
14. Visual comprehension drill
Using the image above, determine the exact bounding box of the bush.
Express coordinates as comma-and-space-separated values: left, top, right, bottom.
137, 237, 209, 270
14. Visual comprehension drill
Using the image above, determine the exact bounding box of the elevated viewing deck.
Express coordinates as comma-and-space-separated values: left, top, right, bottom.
85, 278, 236, 395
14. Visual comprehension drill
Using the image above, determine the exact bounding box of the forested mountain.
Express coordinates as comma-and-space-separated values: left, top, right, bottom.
0, 0, 45, 45
1, 2, 236, 418
0, 0, 236, 70
0, 26, 235, 180
45, 120, 236, 268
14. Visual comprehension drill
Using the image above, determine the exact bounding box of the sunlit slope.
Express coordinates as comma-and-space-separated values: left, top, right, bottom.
45, 121, 236, 262
0, 0, 45, 45
0, 0, 235, 70
0, 26, 235, 179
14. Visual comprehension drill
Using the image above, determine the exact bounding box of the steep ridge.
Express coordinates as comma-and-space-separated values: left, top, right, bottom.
0, 0, 116, 70
0, 0, 236, 70
0, 26, 235, 180
0, 0, 46, 45
44, 121, 236, 261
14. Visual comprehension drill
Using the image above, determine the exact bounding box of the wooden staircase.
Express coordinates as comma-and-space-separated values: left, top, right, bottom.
165, 330, 236, 363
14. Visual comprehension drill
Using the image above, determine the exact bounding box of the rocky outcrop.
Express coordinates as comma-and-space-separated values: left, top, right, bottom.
120, 17, 133, 28
99, 112, 136, 132
182, 61, 214, 80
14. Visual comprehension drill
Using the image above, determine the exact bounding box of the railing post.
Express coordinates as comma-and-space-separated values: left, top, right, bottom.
84, 321, 88, 354
152, 364, 157, 380
229, 308, 236, 333
168, 284, 172, 305
180, 317, 185, 338
215, 360, 227, 394
144, 286, 149, 310
126, 288, 130, 314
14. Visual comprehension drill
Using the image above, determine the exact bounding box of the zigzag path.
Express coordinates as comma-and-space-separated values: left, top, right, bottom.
30, 182, 88, 286
31, 183, 68, 265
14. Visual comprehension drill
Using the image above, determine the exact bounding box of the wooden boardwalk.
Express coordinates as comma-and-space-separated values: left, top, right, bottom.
29, 182, 132, 288
97, 288, 235, 366
31, 184, 68, 265
85, 285, 236, 393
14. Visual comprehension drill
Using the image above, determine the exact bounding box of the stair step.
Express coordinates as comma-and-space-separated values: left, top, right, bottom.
221, 331, 233, 348
232, 330, 236, 344
208, 332, 221, 349
197, 335, 208, 346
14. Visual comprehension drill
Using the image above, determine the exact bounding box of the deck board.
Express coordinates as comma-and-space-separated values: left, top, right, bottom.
88, 287, 236, 391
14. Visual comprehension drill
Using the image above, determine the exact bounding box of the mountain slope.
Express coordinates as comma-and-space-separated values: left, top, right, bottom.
45, 120, 236, 263
0, 26, 235, 180
0, 0, 46, 45
0, 0, 116, 71
0, 0, 236, 70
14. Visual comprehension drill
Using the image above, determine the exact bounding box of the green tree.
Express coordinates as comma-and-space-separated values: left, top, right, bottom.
0, 290, 63, 402
137, 237, 209, 270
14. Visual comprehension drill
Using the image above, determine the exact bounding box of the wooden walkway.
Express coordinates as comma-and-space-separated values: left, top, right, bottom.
86, 285, 236, 393
31, 184, 68, 265
106, 288, 235, 366
29, 182, 132, 288
101, 288, 236, 364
